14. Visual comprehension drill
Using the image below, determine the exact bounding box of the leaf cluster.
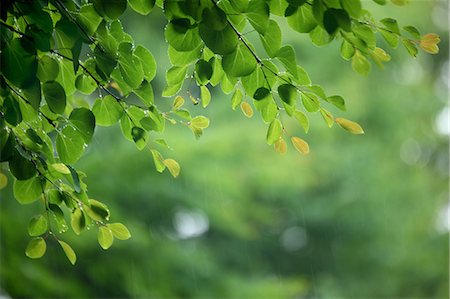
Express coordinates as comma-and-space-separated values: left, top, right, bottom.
0, 0, 439, 263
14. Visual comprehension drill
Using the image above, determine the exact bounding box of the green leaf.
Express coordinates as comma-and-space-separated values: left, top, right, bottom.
98, 226, 114, 250
335, 117, 364, 134
42, 81, 66, 114
401, 38, 418, 57
293, 110, 309, 133
287, 5, 317, 33
231, 89, 243, 110
163, 159, 180, 178
200, 86, 211, 108
134, 45, 157, 81
266, 119, 283, 145
37, 55, 59, 82
131, 127, 148, 150
168, 45, 202, 66
340, 0, 362, 18
58, 240, 77, 265
302, 93, 320, 112
276, 45, 298, 77
166, 66, 187, 86
92, 96, 124, 126
260, 20, 282, 58
340, 39, 355, 60
222, 43, 257, 77
67, 165, 81, 193
56, 126, 85, 164
134, 81, 154, 106
379, 28, 399, 48
380, 18, 400, 35
150, 149, 165, 173
118, 43, 145, 89
320, 108, 334, 128
56, 59, 77, 96
351, 51, 371, 75
0, 38, 37, 88
71, 208, 86, 235
403, 26, 420, 39
108, 223, 131, 240
199, 24, 238, 55
25, 237, 47, 259
75, 74, 97, 95
76, 4, 102, 35
128, 0, 155, 15
353, 25, 376, 49
87, 199, 110, 221
28, 215, 48, 236
278, 84, 297, 106
327, 95, 346, 111
246, 0, 270, 34
66, 108, 94, 144
309, 26, 331, 46
166, 22, 202, 52
13, 176, 42, 204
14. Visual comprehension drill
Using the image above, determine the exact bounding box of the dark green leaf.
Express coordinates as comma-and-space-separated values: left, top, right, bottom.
278, 84, 297, 105
43, 81, 66, 114
199, 24, 238, 55
37, 55, 59, 82
195, 59, 213, 85
0, 38, 37, 88
253, 87, 270, 100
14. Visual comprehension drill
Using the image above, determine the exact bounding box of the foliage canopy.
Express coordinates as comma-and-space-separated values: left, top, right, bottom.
0, 0, 440, 263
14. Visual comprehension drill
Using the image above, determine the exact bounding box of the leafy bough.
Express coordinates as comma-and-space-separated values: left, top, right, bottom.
0, 0, 440, 263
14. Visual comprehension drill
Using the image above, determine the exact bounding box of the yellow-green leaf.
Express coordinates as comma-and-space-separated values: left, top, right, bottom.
98, 226, 114, 250
191, 116, 210, 129
25, 237, 47, 259
172, 95, 184, 110
335, 117, 365, 134
0, 172, 7, 190
108, 222, 131, 240
291, 137, 310, 155
319, 108, 334, 128
163, 159, 180, 178
58, 240, 76, 265
200, 86, 211, 108
150, 149, 165, 173
266, 119, 283, 145
51, 163, 71, 174
241, 102, 253, 118
274, 138, 287, 154
28, 215, 48, 236
420, 33, 440, 54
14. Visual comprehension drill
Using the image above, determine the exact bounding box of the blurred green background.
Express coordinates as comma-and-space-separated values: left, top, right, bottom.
1, 1, 448, 298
